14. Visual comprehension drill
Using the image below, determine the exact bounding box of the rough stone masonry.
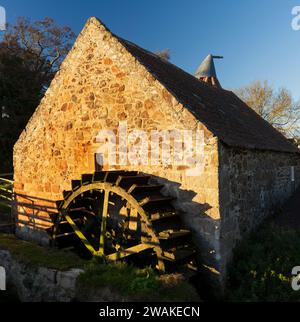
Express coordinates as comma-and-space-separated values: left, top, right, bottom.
13, 17, 300, 288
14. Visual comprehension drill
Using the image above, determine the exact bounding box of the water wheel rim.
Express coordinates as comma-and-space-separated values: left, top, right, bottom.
60, 182, 165, 271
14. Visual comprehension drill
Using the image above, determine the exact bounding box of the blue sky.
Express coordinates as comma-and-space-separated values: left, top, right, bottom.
2, 0, 300, 99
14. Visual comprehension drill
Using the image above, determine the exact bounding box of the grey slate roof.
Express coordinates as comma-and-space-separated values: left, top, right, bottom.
115, 37, 299, 154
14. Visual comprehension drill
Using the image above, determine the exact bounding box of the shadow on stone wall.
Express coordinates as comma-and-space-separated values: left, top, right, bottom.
13, 174, 222, 299
147, 174, 223, 299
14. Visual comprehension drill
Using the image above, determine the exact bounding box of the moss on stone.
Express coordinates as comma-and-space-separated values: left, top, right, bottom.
0, 234, 200, 301
0, 233, 86, 271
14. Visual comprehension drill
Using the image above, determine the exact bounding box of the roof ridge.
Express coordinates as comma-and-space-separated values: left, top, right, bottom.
86, 18, 300, 154
117, 36, 228, 94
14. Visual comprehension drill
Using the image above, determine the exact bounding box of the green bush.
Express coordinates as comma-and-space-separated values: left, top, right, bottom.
0, 234, 199, 301
227, 223, 300, 302
77, 259, 200, 302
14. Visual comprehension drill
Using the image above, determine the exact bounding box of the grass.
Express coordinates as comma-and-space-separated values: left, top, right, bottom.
227, 222, 300, 302
0, 234, 199, 301
77, 259, 200, 302
0, 233, 86, 271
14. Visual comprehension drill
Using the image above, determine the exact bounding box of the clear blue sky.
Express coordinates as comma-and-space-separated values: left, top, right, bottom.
2, 0, 300, 99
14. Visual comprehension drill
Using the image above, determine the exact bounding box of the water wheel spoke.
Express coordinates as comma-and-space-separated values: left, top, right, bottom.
53, 171, 197, 276
128, 208, 138, 232
97, 190, 109, 256
106, 243, 155, 261
64, 212, 97, 255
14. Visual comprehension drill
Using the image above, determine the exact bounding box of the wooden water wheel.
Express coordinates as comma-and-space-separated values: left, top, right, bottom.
51, 171, 197, 273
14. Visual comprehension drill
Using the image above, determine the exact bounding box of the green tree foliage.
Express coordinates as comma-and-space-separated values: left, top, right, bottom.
0, 17, 75, 172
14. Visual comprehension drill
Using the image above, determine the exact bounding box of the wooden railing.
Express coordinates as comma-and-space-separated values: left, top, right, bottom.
0, 176, 13, 206
0, 175, 57, 232
0, 174, 14, 231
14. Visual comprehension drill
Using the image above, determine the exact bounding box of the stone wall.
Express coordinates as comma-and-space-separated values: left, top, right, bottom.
218, 142, 300, 279
0, 250, 83, 302
0, 249, 138, 302
13, 18, 221, 283
0, 248, 200, 302
13, 17, 300, 290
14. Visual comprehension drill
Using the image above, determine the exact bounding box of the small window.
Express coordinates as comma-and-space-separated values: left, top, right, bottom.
94, 153, 103, 172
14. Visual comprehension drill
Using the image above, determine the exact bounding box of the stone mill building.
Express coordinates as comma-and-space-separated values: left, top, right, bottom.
13, 17, 300, 287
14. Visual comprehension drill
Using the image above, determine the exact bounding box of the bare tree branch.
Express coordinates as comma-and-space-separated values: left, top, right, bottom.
235, 81, 300, 138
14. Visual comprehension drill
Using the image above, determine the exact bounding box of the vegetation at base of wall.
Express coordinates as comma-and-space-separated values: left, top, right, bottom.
0, 234, 86, 270
0, 234, 199, 301
77, 259, 200, 302
227, 223, 300, 302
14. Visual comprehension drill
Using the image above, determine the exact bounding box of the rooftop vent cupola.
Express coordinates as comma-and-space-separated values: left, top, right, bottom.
195, 54, 223, 88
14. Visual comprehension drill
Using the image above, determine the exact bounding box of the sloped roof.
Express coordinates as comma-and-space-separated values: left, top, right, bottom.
116, 36, 299, 154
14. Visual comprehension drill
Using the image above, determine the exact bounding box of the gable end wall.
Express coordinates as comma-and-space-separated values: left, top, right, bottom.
13, 18, 222, 283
